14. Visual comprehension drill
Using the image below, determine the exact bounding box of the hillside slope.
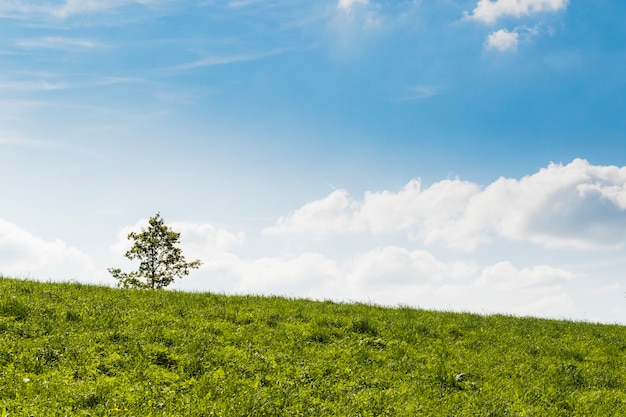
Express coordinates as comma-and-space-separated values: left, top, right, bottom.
1, 277, 625, 416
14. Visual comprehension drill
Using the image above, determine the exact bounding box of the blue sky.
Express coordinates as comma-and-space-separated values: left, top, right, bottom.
1, 0, 626, 323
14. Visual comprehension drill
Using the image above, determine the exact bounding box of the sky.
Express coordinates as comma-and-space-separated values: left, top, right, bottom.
1, 0, 626, 324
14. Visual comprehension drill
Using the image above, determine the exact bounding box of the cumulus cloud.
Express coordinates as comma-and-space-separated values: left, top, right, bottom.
485, 29, 519, 51
0, 218, 98, 281
475, 261, 573, 291
265, 159, 626, 250
346, 247, 477, 286
264, 178, 480, 239
466, 0, 569, 24
471, 159, 626, 249
264, 189, 357, 237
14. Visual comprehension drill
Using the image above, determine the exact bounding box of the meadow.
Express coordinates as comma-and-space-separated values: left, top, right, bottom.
1, 277, 625, 416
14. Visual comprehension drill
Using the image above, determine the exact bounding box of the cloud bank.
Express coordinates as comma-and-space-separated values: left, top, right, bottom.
265, 159, 626, 250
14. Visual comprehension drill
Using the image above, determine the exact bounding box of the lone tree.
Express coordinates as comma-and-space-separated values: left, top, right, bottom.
109, 212, 201, 289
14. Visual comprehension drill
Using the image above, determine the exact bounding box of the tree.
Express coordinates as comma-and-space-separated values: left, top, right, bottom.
109, 213, 201, 289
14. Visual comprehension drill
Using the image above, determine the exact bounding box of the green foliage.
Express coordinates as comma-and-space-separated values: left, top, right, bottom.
108, 212, 201, 289
1, 276, 626, 415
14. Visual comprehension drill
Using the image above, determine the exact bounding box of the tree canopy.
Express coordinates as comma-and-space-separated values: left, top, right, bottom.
109, 213, 201, 289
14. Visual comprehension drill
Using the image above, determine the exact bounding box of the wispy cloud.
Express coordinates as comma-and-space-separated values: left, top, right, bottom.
16, 36, 106, 50
227, 0, 263, 8
0, 0, 166, 20
51, 0, 132, 18
392, 85, 440, 102
0, 130, 104, 159
337, 0, 368, 13
170, 48, 289, 72
0, 79, 68, 91
0, 75, 148, 93
0, 132, 54, 149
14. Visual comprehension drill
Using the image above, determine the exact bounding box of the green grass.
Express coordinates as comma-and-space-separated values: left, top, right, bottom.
1, 277, 625, 416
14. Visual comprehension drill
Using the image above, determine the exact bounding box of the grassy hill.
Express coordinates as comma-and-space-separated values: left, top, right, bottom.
1, 277, 625, 416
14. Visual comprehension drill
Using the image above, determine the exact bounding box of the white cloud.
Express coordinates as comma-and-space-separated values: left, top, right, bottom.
432, 262, 576, 318
265, 189, 357, 237
0, 218, 99, 281
265, 159, 626, 250
264, 178, 480, 239
512, 294, 575, 318
475, 261, 573, 291
337, 0, 368, 12
485, 29, 519, 51
347, 247, 477, 286
466, 159, 626, 249
170, 221, 246, 261
232, 253, 341, 295
467, 0, 569, 24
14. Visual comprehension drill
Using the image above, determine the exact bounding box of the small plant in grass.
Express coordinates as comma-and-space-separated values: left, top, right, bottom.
109, 212, 201, 289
